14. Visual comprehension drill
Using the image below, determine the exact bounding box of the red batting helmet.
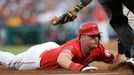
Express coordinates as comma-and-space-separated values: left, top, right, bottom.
79, 22, 101, 35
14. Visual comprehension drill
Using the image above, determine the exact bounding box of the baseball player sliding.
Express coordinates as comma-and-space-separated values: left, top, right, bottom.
50, 0, 134, 73
0, 22, 114, 72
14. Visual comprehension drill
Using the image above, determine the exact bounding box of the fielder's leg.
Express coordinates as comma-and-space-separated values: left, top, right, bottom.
103, 0, 134, 57
100, 0, 134, 73
101, 0, 134, 48
122, 0, 134, 13
127, 58, 134, 73
112, 15, 134, 73
127, 43, 134, 73
122, 0, 134, 73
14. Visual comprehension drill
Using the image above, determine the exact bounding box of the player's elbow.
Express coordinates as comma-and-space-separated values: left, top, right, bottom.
103, 54, 115, 64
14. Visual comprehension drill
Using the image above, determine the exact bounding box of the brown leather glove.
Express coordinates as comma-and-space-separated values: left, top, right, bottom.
51, 10, 77, 25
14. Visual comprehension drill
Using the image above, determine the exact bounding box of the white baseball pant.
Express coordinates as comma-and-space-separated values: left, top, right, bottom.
0, 42, 59, 70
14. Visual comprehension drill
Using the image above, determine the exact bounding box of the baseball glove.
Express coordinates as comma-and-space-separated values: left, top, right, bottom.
50, 10, 77, 25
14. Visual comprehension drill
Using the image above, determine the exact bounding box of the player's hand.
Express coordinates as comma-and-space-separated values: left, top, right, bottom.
50, 10, 77, 25
50, 16, 61, 25
81, 66, 97, 72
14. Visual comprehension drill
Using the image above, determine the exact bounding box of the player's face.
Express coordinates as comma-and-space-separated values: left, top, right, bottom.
83, 34, 100, 48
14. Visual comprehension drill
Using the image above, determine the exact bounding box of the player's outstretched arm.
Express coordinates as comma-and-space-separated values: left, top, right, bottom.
50, 0, 92, 25
57, 51, 97, 72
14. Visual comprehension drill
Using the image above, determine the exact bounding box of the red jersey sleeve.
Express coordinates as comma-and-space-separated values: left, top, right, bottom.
61, 38, 81, 58
99, 44, 115, 63
63, 45, 76, 57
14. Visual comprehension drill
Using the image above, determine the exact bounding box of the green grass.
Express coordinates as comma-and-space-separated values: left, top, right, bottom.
0, 45, 31, 55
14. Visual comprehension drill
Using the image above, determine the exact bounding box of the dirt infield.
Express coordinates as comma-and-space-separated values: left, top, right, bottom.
0, 64, 133, 75
0, 40, 133, 75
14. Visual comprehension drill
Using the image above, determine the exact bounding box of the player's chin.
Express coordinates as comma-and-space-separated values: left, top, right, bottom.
91, 45, 98, 48
93, 43, 99, 48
